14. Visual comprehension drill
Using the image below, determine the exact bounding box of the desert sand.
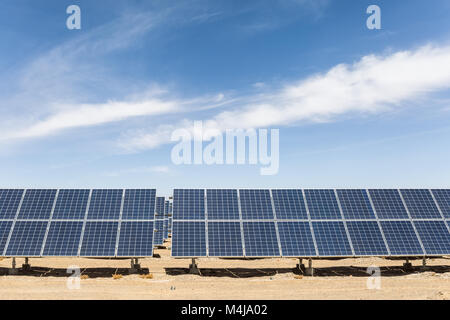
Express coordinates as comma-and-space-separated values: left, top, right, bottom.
0, 240, 449, 300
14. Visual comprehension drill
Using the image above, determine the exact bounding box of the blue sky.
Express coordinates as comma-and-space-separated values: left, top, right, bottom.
1, 0, 450, 196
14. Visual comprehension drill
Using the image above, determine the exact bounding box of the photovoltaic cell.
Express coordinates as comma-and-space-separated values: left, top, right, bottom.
153, 220, 165, 245
117, 221, 154, 257
243, 222, 280, 256
368, 189, 409, 219
80, 222, 118, 256
155, 197, 165, 219
206, 189, 240, 220
304, 190, 341, 220
122, 189, 156, 220
431, 189, 450, 218
380, 221, 423, 255
208, 222, 243, 257
43, 221, 83, 256
346, 221, 388, 256
163, 218, 169, 239
336, 190, 376, 219
277, 222, 316, 257
272, 190, 308, 220
0, 221, 13, 254
6, 221, 48, 256
87, 189, 123, 220
171, 221, 206, 257
400, 189, 441, 219
173, 190, 205, 220
413, 221, 450, 255
0, 189, 24, 219
18, 189, 57, 220
239, 190, 274, 220
312, 221, 353, 256
52, 189, 89, 220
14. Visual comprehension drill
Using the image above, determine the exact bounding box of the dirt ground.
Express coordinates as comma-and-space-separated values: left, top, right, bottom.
0, 240, 449, 300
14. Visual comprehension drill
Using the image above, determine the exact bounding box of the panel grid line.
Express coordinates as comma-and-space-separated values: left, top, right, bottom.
77, 189, 92, 256
302, 189, 319, 257
237, 190, 246, 256
204, 189, 209, 256
40, 189, 60, 256
269, 190, 283, 257
114, 189, 126, 257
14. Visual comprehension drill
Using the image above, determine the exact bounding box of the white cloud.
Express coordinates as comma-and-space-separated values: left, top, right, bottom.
119, 44, 450, 152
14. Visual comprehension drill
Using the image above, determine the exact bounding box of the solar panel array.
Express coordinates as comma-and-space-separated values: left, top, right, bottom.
172, 189, 450, 258
0, 189, 157, 257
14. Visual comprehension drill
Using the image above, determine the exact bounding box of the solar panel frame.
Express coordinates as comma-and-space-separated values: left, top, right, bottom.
42, 221, 84, 256
171, 221, 207, 257
79, 221, 119, 257
379, 220, 424, 256
304, 189, 342, 220
345, 221, 389, 256
122, 189, 156, 220
0, 189, 24, 219
336, 189, 376, 219
242, 222, 280, 257
117, 221, 155, 257
173, 189, 205, 220
368, 189, 409, 219
0, 221, 13, 255
430, 189, 450, 219
5, 221, 48, 257
400, 189, 441, 219
86, 189, 123, 220
206, 189, 240, 220
52, 189, 90, 220
311, 221, 353, 257
17, 189, 57, 220
277, 221, 317, 257
239, 189, 275, 220
208, 222, 244, 257
272, 189, 308, 220
413, 220, 450, 256
153, 219, 165, 245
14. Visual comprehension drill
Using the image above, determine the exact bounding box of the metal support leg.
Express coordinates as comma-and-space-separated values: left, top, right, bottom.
8, 258, 18, 275
422, 257, 427, 268
403, 258, 412, 270
129, 258, 142, 274
296, 258, 305, 272
22, 257, 31, 271
305, 258, 314, 276
189, 258, 200, 275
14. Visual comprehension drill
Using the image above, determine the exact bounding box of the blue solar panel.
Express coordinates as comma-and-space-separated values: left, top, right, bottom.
208, 222, 243, 257
272, 190, 308, 220
171, 221, 206, 257
6, 221, 48, 256
304, 190, 341, 220
380, 221, 424, 255
239, 190, 274, 220
431, 189, 450, 218
0, 221, 13, 254
18, 189, 57, 220
346, 221, 388, 256
0, 189, 24, 219
155, 197, 165, 218
122, 189, 156, 220
52, 189, 89, 220
206, 189, 240, 220
163, 218, 169, 239
173, 190, 205, 220
277, 222, 316, 257
368, 189, 409, 219
400, 189, 441, 219
43, 221, 83, 256
117, 221, 154, 257
243, 222, 280, 256
413, 221, 450, 255
87, 189, 122, 220
337, 190, 376, 219
312, 222, 353, 256
153, 220, 165, 245
80, 222, 118, 256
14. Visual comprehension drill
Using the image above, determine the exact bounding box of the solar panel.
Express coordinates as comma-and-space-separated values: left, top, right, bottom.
346, 221, 388, 256
163, 218, 169, 239
117, 221, 154, 257
0, 189, 24, 219
155, 197, 165, 218
80, 221, 118, 256
173, 190, 205, 220
208, 222, 243, 256
368, 189, 409, 219
380, 221, 424, 255
277, 222, 316, 257
52, 189, 89, 220
312, 221, 353, 256
400, 189, 441, 219
206, 189, 240, 220
304, 190, 341, 220
242, 222, 280, 256
153, 220, 165, 245
336, 190, 376, 219
0, 221, 13, 254
413, 221, 450, 255
272, 190, 308, 220
239, 190, 274, 220
43, 221, 83, 256
17, 189, 57, 220
6, 221, 48, 256
122, 189, 156, 220
171, 221, 206, 257
431, 189, 450, 218
87, 189, 123, 220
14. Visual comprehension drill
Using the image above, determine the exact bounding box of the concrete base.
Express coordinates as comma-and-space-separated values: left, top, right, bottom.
22, 264, 31, 271
8, 268, 19, 275
128, 264, 142, 274
305, 267, 314, 277
189, 263, 200, 275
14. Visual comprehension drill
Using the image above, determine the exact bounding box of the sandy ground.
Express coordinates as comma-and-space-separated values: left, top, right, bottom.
0, 240, 449, 300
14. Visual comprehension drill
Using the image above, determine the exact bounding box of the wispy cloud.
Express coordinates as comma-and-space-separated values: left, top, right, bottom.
119, 44, 450, 152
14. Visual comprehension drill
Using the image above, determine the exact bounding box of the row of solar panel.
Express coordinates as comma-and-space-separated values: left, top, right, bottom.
171, 220, 450, 257
153, 198, 172, 245
0, 189, 157, 220
0, 221, 154, 257
173, 189, 450, 220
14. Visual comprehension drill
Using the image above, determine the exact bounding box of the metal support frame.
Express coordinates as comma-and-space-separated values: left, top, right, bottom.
8, 258, 18, 275
305, 258, 314, 276
22, 257, 31, 271
403, 258, 413, 269
189, 258, 200, 275
296, 258, 305, 272
129, 258, 142, 274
